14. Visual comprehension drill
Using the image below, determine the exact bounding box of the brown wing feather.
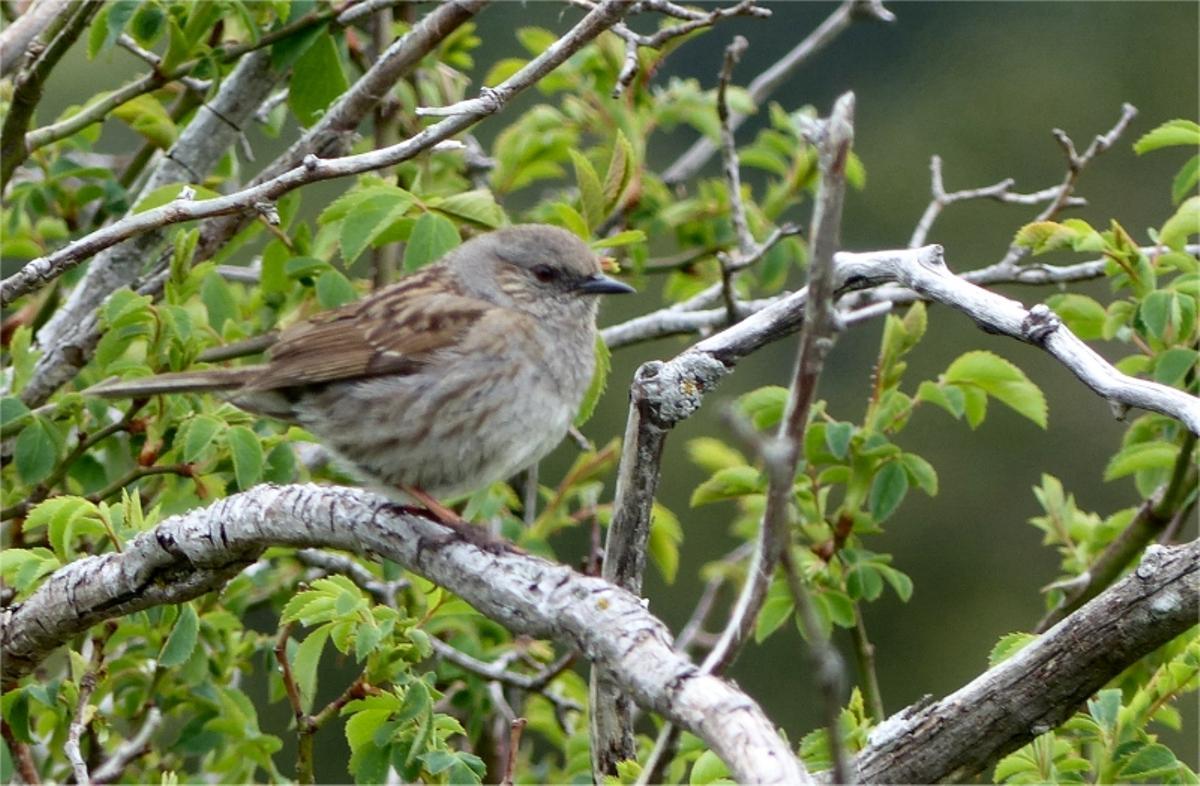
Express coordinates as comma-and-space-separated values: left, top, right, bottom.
243, 272, 492, 392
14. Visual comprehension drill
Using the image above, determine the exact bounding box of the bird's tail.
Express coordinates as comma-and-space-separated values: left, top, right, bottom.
86, 367, 259, 399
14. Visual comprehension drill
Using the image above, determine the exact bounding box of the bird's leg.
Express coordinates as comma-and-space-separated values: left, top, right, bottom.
399, 485, 514, 554
401, 485, 464, 524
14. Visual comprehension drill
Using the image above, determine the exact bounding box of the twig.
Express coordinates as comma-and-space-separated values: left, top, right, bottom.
431, 639, 578, 698
0, 0, 103, 188
295, 548, 408, 606
500, 717, 527, 786
116, 34, 210, 93
0, 0, 73, 77
851, 609, 885, 722
715, 35, 752, 324
988, 103, 1138, 272
781, 550, 851, 784
0, 719, 40, 784
662, 0, 893, 184
908, 155, 1087, 248
90, 707, 162, 784
65, 671, 99, 785
703, 92, 856, 675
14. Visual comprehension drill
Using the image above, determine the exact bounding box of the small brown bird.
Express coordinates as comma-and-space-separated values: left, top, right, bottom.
89, 224, 634, 521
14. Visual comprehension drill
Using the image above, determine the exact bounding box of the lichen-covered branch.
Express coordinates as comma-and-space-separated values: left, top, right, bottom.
852, 540, 1199, 784
0, 483, 807, 784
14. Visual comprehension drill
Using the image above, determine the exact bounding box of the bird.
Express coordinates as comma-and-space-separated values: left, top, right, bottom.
88, 224, 634, 527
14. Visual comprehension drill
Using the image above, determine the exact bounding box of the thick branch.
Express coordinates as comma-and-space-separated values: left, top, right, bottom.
0, 483, 806, 784
853, 539, 1199, 783
0, 0, 73, 76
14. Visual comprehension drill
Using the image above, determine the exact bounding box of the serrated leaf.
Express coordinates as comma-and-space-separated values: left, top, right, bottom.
570, 150, 604, 232
158, 602, 199, 668
432, 190, 505, 228
1119, 744, 1179, 781
602, 131, 635, 212
1133, 119, 1200, 154
1160, 195, 1200, 251
315, 270, 357, 310
868, 461, 908, 522
289, 33, 349, 127
15, 419, 57, 484
338, 190, 414, 263
690, 466, 762, 506
1171, 154, 1199, 205
403, 212, 460, 272
1046, 293, 1106, 340
293, 625, 330, 713
574, 336, 610, 427
988, 632, 1037, 667
182, 415, 223, 463
898, 452, 938, 496
944, 351, 1047, 428
1104, 440, 1179, 481
225, 426, 263, 490
200, 271, 237, 333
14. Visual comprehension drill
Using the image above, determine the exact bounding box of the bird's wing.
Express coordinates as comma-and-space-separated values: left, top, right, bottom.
245, 280, 493, 392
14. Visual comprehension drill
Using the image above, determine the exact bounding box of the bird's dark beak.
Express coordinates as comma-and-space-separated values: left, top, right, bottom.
576, 273, 635, 295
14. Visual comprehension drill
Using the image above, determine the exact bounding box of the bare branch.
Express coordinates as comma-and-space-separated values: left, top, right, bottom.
703, 91, 856, 675
853, 540, 1199, 783
65, 670, 98, 785
908, 154, 1087, 249
90, 707, 162, 784
0, 483, 809, 784
0, 0, 73, 77
662, 0, 892, 184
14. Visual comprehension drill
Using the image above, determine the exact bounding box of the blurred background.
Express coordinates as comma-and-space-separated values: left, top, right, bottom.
40, 0, 1198, 776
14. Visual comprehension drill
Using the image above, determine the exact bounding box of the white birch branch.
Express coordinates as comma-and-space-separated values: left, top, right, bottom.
0, 0, 73, 76
0, 483, 807, 785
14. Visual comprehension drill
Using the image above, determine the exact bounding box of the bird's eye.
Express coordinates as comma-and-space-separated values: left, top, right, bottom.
531, 265, 558, 283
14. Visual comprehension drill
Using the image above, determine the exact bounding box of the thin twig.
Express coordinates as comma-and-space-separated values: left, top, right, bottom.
65, 670, 99, 785
90, 707, 162, 784
908, 154, 1087, 248
702, 92, 856, 675
500, 717, 527, 786
662, 0, 892, 184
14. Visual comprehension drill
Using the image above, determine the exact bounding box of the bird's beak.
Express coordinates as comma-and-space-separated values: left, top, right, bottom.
576, 273, 635, 295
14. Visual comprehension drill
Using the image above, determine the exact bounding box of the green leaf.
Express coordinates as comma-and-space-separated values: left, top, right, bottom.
602, 131, 635, 212
755, 579, 794, 643
315, 270, 357, 310
182, 415, 223, 463
432, 190, 505, 228
1, 397, 31, 432
570, 150, 604, 232
1154, 347, 1198, 386
1046, 293, 1106, 340
899, 453, 938, 496
1088, 688, 1122, 734
112, 94, 177, 149
686, 437, 747, 473
1172, 154, 1200, 205
132, 183, 221, 214
824, 422, 853, 460
0, 548, 59, 593
816, 589, 856, 627
293, 626, 330, 713
15, 419, 57, 484
591, 229, 646, 250
550, 203, 589, 239
288, 33, 349, 127
738, 386, 789, 431
690, 749, 731, 785
1160, 195, 1200, 251
225, 426, 264, 490
158, 603, 199, 668
916, 381, 964, 419
648, 503, 683, 584
988, 632, 1037, 666
1118, 743, 1180, 781
846, 564, 885, 601
200, 271, 237, 333
575, 336, 611, 427
690, 466, 762, 506
1133, 119, 1200, 154
943, 351, 1047, 428
129, 2, 166, 47
868, 461, 908, 522
403, 213, 460, 272
1104, 440, 1179, 481
338, 190, 414, 263
96, 0, 137, 56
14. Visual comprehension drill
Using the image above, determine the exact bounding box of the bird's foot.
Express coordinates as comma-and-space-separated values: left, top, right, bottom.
399, 486, 513, 554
